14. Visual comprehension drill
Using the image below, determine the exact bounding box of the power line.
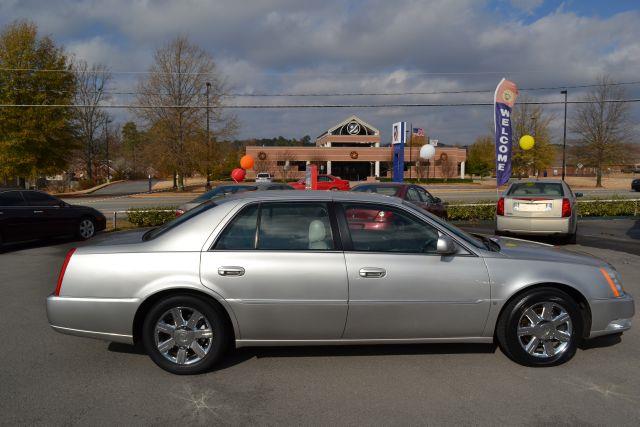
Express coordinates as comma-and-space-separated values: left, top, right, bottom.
1, 99, 639, 109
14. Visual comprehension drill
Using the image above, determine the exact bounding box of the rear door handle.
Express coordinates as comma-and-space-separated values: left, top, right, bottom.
359, 267, 386, 278
33, 210, 44, 214
218, 266, 245, 277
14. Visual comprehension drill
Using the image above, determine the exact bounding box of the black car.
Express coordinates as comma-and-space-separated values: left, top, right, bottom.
632, 179, 640, 192
0, 189, 106, 245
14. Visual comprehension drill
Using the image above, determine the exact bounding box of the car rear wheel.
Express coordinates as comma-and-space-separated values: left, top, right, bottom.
77, 217, 96, 240
496, 288, 583, 367
142, 295, 229, 374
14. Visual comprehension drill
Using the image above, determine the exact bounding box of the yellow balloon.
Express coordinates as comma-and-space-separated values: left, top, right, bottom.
519, 134, 535, 150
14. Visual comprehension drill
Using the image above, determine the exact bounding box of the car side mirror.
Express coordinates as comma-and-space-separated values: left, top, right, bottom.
436, 235, 457, 255
433, 197, 442, 203
575, 192, 583, 198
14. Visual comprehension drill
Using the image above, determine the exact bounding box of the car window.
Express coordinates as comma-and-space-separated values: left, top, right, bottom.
415, 187, 434, 203
406, 187, 421, 202
143, 201, 219, 241
507, 182, 565, 197
258, 202, 334, 250
318, 176, 331, 182
214, 204, 259, 250
0, 191, 26, 206
24, 191, 61, 206
352, 185, 399, 196
341, 203, 439, 253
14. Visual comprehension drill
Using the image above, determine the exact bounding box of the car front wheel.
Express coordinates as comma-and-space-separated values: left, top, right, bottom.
496, 287, 583, 367
142, 295, 229, 374
77, 217, 96, 240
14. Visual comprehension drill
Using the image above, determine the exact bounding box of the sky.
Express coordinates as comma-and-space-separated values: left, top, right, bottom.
1, 0, 639, 144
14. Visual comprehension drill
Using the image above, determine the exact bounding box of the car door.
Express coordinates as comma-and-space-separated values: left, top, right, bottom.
200, 201, 348, 340
337, 202, 491, 339
317, 176, 332, 190
24, 191, 75, 238
415, 186, 446, 218
0, 191, 35, 243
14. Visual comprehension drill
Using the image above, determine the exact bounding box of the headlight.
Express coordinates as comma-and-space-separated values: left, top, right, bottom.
600, 266, 625, 297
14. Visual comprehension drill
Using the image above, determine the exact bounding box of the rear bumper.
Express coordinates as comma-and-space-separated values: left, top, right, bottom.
46, 294, 139, 344
589, 294, 635, 338
496, 216, 571, 235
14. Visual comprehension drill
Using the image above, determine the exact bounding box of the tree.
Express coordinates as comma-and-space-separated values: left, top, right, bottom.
511, 97, 555, 178
0, 20, 75, 186
122, 121, 144, 177
134, 36, 235, 190
72, 60, 111, 182
571, 76, 633, 187
466, 135, 494, 179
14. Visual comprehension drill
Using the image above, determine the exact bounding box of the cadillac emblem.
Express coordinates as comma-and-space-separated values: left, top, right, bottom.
258, 151, 267, 160
350, 151, 359, 159
346, 121, 361, 135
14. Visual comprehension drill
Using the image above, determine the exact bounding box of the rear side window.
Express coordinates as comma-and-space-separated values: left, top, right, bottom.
508, 183, 564, 197
352, 186, 399, 196
214, 202, 334, 251
0, 191, 26, 206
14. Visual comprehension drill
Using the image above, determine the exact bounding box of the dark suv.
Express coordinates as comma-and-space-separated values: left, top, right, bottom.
0, 189, 106, 245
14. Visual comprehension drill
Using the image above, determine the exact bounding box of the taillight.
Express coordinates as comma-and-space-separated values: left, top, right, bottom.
54, 248, 76, 296
496, 197, 505, 216
175, 209, 185, 217
561, 198, 571, 217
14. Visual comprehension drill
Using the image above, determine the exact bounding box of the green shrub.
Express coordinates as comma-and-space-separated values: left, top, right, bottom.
447, 203, 495, 221
379, 177, 474, 184
127, 207, 177, 227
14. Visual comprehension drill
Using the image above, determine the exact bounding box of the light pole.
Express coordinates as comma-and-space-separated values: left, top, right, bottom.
104, 117, 112, 182
531, 116, 537, 178
205, 82, 211, 189
561, 89, 568, 180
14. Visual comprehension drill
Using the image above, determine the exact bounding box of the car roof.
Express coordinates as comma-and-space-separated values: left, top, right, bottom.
352, 182, 409, 187
214, 189, 403, 205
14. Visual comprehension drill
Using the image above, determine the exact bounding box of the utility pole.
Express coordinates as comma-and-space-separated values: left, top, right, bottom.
531, 116, 537, 178
205, 82, 211, 189
408, 124, 413, 180
104, 117, 112, 182
561, 90, 568, 181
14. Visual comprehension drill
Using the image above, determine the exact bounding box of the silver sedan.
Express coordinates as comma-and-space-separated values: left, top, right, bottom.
47, 191, 634, 374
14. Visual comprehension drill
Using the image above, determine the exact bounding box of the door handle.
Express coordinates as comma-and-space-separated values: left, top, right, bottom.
218, 266, 245, 277
359, 267, 386, 278
33, 210, 44, 214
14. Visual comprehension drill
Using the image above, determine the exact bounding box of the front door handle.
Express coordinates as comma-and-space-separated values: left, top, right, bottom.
33, 210, 44, 214
359, 267, 386, 278
218, 266, 245, 277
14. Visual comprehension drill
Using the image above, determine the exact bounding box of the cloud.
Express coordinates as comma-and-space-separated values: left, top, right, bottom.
509, 0, 544, 14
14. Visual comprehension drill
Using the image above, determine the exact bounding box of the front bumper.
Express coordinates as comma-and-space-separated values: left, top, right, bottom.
46, 294, 139, 344
496, 216, 571, 235
589, 293, 635, 338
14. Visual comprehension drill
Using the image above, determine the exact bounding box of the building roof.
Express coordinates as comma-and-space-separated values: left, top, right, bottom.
316, 115, 380, 139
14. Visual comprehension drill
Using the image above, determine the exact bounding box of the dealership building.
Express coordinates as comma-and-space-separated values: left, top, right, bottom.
245, 115, 467, 181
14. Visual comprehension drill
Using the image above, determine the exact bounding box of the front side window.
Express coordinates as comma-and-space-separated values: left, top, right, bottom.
214, 202, 334, 251
24, 191, 60, 206
0, 191, 26, 206
406, 187, 421, 202
415, 187, 435, 203
341, 203, 439, 253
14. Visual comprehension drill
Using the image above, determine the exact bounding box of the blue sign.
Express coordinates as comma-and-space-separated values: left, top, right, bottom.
494, 103, 513, 186
392, 122, 406, 182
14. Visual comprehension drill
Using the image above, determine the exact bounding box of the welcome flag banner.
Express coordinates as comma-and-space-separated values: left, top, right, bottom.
494, 78, 519, 186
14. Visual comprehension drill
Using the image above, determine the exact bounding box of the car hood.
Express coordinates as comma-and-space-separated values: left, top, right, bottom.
490, 236, 604, 267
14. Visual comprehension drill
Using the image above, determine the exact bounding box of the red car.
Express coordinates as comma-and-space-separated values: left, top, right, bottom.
351, 183, 448, 219
291, 174, 350, 191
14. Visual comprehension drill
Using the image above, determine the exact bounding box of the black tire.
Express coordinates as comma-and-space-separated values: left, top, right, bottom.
77, 216, 96, 240
142, 295, 229, 375
496, 287, 583, 367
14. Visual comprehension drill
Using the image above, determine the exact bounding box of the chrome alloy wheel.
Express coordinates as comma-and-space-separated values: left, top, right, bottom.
154, 307, 214, 365
78, 219, 95, 239
517, 302, 573, 358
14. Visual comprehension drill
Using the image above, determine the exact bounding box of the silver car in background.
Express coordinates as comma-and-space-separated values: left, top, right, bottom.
496, 180, 582, 244
255, 172, 272, 183
47, 191, 633, 375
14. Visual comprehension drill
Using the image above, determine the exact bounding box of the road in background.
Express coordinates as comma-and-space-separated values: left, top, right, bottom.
89, 179, 160, 196
1, 233, 638, 424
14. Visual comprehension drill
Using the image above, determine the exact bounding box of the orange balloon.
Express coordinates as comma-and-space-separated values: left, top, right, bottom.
240, 155, 255, 170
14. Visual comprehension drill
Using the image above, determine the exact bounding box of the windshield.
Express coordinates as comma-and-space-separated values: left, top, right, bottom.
507, 182, 564, 197
142, 201, 218, 241
352, 185, 400, 197
401, 201, 487, 250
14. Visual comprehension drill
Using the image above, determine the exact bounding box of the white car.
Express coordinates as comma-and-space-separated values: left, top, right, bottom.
255, 172, 272, 183
496, 180, 582, 244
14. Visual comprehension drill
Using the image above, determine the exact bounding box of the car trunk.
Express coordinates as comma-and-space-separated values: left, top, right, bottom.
504, 196, 563, 218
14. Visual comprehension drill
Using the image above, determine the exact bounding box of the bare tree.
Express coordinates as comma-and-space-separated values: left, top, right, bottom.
571, 76, 633, 187
134, 36, 236, 190
511, 97, 556, 178
277, 150, 296, 182
439, 154, 457, 181
72, 60, 111, 181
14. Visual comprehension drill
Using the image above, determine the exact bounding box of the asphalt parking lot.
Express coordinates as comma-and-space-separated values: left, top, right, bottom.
1, 223, 639, 425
